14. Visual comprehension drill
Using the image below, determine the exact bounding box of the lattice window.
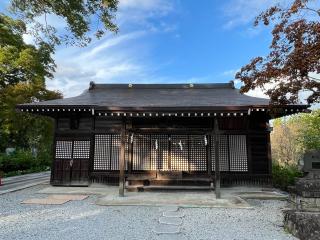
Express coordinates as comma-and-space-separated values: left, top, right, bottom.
150, 135, 169, 171
55, 141, 72, 159
211, 135, 248, 172
189, 135, 207, 171
110, 135, 120, 170
229, 135, 248, 171
133, 134, 151, 170
94, 135, 111, 170
170, 135, 189, 171
93, 134, 128, 171
212, 135, 229, 171
125, 134, 129, 166
73, 141, 90, 159
219, 135, 229, 171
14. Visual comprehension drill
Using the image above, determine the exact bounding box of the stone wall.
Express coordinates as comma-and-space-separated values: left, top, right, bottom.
284, 210, 320, 240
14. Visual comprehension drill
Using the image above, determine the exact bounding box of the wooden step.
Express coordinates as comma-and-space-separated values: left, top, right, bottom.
149, 178, 212, 186
126, 185, 214, 192
126, 184, 144, 192
126, 175, 156, 181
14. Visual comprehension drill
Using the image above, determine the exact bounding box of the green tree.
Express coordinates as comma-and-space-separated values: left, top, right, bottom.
9, 0, 118, 47
0, 15, 55, 89
295, 109, 320, 150
271, 118, 303, 166
0, 14, 62, 151
271, 109, 320, 166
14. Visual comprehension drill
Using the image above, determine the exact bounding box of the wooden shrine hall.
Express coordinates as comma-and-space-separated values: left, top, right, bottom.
17, 81, 309, 197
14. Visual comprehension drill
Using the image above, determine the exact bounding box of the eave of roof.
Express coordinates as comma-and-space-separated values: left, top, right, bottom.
16, 82, 310, 118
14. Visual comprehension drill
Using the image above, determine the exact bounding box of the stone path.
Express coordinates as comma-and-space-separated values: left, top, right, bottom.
153, 206, 185, 239
0, 171, 50, 195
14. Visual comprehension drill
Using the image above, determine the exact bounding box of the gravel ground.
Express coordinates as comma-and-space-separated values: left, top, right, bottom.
0, 185, 296, 240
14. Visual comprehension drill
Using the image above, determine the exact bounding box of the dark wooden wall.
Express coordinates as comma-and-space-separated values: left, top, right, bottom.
51, 112, 272, 186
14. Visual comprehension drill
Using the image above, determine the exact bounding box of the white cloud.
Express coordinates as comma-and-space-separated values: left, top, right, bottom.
35, 14, 67, 30
119, 0, 172, 11
245, 81, 319, 110
80, 31, 146, 59
47, 31, 149, 97
222, 0, 282, 29
221, 69, 239, 78
118, 0, 174, 16
222, 0, 292, 30
43, 0, 179, 98
246, 87, 269, 99
117, 0, 177, 32
23, 13, 67, 45
22, 34, 34, 45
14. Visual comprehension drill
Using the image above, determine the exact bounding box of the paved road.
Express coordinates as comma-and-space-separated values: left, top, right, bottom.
0, 171, 50, 194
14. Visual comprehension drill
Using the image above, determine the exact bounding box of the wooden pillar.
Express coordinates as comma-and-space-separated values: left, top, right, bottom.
119, 120, 126, 197
214, 118, 221, 199
267, 132, 272, 175
246, 116, 253, 174
50, 118, 58, 185
127, 120, 133, 174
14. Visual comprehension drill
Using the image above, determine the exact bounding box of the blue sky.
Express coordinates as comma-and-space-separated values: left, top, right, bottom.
0, 0, 288, 97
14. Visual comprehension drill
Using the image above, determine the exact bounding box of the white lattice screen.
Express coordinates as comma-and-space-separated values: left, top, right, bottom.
132, 134, 151, 170
55, 140, 91, 159
73, 141, 91, 159
94, 135, 111, 170
150, 135, 169, 171
92, 133, 248, 172
93, 134, 128, 171
189, 135, 207, 171
170, 135, 189, 171
55, 141, 73, 159
229, 135, 248, 171
212, 135, 248, 172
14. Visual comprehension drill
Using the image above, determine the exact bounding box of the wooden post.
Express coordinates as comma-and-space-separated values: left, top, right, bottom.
127, 120, 133, 175
246, 116, 253, 174
50, 118, 58, 185
119, 120, 126, 197
214, 118, 221, 199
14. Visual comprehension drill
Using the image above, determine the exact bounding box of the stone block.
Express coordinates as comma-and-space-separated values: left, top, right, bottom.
284, 210, 320, 240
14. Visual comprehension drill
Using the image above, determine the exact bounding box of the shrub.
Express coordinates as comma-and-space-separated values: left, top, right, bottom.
0, 149, 52, 177
272, 162, 303, 190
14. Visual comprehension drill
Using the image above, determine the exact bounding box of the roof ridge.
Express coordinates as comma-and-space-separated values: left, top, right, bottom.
89, 81, 235, 90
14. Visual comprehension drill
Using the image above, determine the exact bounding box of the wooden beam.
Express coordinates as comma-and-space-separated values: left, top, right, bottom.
119, 120, 126, 197
214, 118, 221, 199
